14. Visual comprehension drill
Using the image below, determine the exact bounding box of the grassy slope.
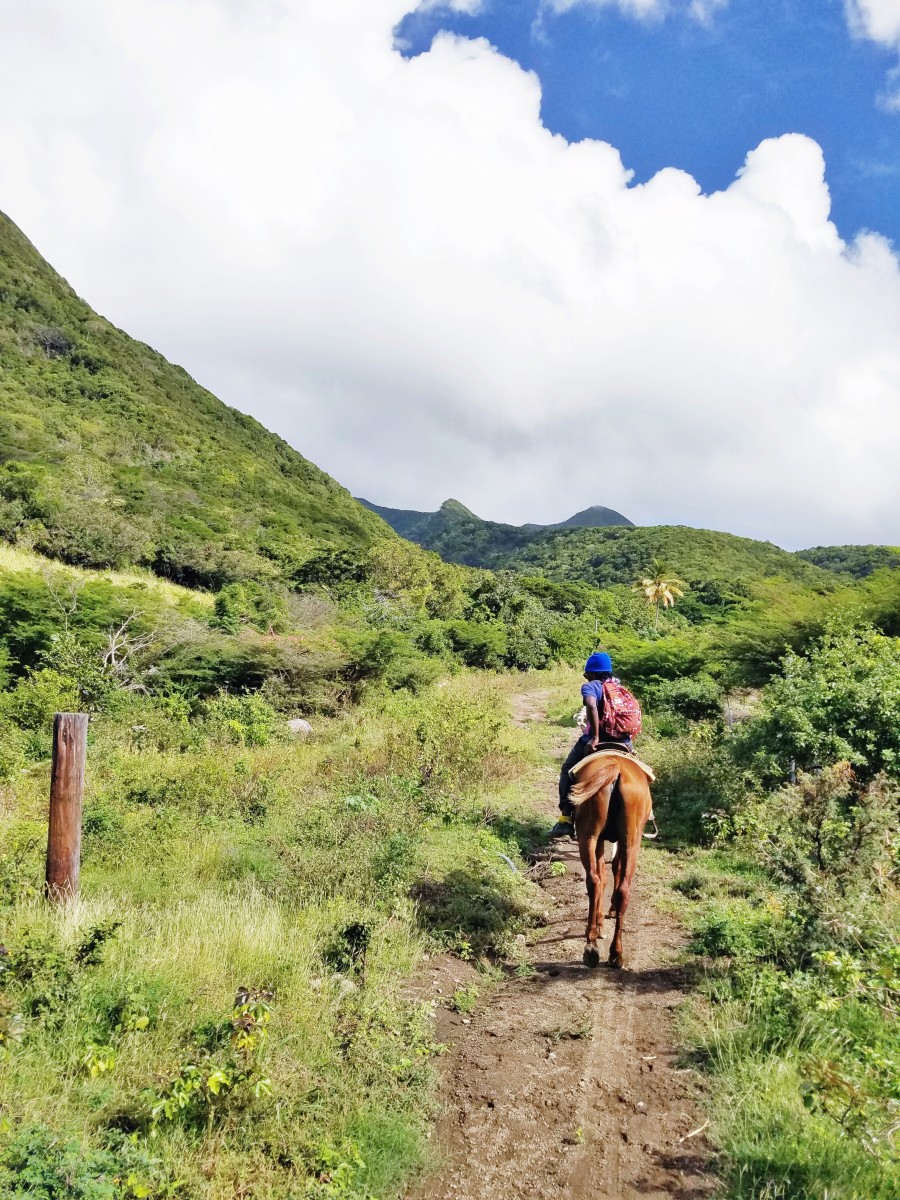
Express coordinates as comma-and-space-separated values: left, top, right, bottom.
0, 211, 388, 581
671, 848, 899, 1200
0, 542, 212, 611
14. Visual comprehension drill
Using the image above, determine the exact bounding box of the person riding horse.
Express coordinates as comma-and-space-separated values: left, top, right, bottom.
548, 652, 653, 968
549, 651, 636, 839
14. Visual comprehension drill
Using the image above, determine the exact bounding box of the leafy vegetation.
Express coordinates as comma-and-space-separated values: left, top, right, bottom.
797, 544, 900, 578
499, 523, 830, 589
636, 622, 900, 1197
0, 636, 545, 1197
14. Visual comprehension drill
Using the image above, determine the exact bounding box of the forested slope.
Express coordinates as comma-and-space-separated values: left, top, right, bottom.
0, 211, 388, 589
796, 544, 900, 577
500, 523, 831, 588
358, 496, 633, 566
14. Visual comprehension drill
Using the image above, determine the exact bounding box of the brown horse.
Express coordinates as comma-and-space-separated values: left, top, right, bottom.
567, 751, 655, 970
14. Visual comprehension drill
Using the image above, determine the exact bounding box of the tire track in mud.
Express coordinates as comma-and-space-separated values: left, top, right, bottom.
410, 696, 717, 1200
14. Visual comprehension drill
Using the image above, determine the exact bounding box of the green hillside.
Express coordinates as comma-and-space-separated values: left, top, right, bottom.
796, 544, 900, 578
521, 503, 634, 531
356, 498, 836, 610
357, 496, 632, 566
0, 211, 388, 588
501, 524, 832, 591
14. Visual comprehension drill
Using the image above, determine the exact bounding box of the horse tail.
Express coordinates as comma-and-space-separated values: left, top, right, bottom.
568, 757, 621, 808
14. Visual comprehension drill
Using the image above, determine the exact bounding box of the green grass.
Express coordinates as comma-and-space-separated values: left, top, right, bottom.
674, 850, 900, 1200
0, 674, 550, 1198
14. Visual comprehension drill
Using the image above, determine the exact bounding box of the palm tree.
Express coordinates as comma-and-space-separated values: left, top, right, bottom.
633, 559, 686, 629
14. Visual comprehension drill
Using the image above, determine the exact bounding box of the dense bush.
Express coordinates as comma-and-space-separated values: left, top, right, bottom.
200, 692, 282, 747
649, 673, 723, 721
727, 763, 897, 960
644, 727, 747, 845
213, 581, 290, 634
735, 624, 900, 783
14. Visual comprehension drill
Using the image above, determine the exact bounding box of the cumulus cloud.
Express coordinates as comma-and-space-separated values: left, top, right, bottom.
846, 0, 900, 46
845, 0, 900, 109
419, 0, 485, 13
0, 0, 898, 548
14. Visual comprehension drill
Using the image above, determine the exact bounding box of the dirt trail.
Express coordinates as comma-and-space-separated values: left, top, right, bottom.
411, 696, 717, 1200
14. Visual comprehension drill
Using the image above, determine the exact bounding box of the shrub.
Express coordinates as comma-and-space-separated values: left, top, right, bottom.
0, 719, 28, 780
729, 763, 897, 959
37, 503, 153, 570
213, 581, 289, 634
385, 686, 507, 795
39, 631, 114, 711
294, 549, 371, 590
200, 692, 281, 747
736, 624, 900, 783
690, 901, 790, 961
446, 620, 507, 670
464, 575, 554, 669
644, 727, 746, 845
606, 631, 709, 689
366, 540, 465, 619
0, 1125, 168, 1199
339, 629, 439, 698
650, 673, 722, 721
2, 668, 79, 735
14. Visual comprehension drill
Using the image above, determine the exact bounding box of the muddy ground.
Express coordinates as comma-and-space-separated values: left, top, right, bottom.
409, 693, 717, 1200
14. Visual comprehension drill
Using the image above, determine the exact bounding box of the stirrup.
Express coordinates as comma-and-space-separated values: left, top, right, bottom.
643, 814, 659, 840
549, 816, 577, 840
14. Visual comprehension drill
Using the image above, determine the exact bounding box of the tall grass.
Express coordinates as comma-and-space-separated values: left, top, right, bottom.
676, 854, 900, 1200
0, 674, 547, 1198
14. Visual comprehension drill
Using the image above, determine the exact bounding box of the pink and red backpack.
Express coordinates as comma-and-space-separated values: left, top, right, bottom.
599, 678, 642, 739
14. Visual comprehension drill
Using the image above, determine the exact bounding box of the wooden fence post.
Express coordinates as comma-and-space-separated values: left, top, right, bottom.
45, 712, 88, 901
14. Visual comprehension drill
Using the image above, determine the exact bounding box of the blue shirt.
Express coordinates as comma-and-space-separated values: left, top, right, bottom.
581, 680, 607, 710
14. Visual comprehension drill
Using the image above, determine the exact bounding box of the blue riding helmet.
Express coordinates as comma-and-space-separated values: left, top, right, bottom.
585, 652, 613, 674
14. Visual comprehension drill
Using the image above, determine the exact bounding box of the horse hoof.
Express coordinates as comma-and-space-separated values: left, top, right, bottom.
583, 946, 601, 969
608, 951, 624, 970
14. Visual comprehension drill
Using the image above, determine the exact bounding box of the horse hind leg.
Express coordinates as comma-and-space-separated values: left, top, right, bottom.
608, 840, 636, 970
606, 842, 623, 919
580, 833, 605, 969
608, 777, 652, 970
605, 783, 625, 918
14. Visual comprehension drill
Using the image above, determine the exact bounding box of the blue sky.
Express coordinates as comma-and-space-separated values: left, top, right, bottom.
398, 0, 900, 247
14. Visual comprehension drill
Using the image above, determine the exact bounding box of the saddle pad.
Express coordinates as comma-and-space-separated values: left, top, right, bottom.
569, 748, 656, 783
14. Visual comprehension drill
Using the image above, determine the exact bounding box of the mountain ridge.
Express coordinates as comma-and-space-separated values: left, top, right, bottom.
357, 496, 633, 567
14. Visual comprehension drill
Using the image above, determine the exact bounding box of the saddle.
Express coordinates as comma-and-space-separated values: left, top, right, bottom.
569, 746, 656, 783
568, 747, 659, 838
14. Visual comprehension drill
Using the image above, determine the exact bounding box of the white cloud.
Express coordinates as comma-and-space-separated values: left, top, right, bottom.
846, 0, 900, 47
418, 0, 484, 13
545, 0, 667, 18
542, 0, 727, 22
0, 0, 898, 548
845, 0, 900, 109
